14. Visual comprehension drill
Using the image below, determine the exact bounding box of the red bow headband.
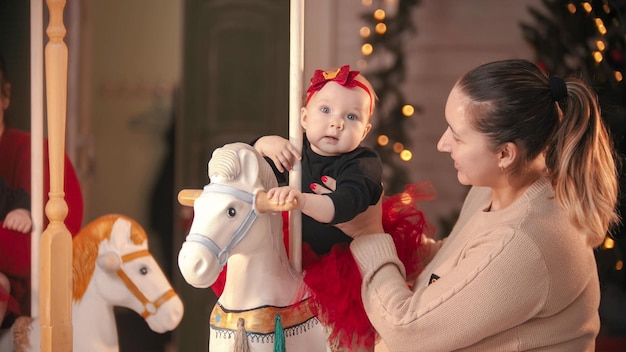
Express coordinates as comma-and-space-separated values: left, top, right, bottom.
305, 65, 373, 114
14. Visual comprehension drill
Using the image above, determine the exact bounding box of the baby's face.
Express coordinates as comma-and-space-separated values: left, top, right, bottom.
301, 82, 372, 156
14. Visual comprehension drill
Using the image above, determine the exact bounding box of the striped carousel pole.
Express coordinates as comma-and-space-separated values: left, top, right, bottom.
289, 0, 304, 273
40, 0, 73, 350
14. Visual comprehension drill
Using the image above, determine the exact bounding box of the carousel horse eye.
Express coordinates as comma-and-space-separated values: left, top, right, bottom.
140, 266, 149, 275
227, 207, 236, 218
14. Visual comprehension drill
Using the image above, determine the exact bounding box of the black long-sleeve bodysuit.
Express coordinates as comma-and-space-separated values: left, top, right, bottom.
270, 136, 383, 255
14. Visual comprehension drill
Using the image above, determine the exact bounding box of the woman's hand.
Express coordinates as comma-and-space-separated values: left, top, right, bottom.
311, 176, 385, 238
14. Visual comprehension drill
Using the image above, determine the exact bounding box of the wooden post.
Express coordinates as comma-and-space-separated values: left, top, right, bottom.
289, 0, 304, 273
40, 0, 73, 350
30, 0, 45, 320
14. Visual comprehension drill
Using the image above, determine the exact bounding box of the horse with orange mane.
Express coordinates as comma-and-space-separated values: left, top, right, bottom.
0, 214, 184, 352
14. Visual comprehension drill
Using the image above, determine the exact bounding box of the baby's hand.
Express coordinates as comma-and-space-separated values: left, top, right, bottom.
3, 208, 33, 234
254, 135, 301, 173
267, 186, 305, 210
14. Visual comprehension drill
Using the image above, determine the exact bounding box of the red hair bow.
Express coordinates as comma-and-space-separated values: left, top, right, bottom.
305, 65, 373, 113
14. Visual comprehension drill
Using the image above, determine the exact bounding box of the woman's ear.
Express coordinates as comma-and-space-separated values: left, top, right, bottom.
498, 142, 517, 169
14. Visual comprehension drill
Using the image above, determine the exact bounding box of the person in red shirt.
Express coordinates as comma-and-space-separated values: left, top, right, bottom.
0, 176, 32, 326
0, 53, 83, 327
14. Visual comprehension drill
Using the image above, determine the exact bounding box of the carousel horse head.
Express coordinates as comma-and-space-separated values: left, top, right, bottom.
177, 142, 289, 289
73, 214, 184, 332
4, 214, 184, 352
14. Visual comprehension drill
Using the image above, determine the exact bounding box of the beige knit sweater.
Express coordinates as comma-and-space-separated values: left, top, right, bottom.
351, 177, 600, 351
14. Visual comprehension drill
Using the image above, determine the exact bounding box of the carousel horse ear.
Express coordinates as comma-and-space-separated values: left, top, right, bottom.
111, 217, 132, 246
97, 251, 122, 273
238, 148, 262, 189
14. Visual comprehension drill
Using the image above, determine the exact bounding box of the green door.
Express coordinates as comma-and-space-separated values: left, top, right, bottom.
174, 1, 289, 351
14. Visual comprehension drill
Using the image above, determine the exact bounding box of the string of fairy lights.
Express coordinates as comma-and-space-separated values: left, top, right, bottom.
357, 0, 419, 165
570, 1, 625, 84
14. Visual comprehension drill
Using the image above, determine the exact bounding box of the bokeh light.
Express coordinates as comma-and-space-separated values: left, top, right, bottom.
374, 9, 386, 21
402, 104, 415, 117
593, 51, 604, 63
400, 149, 412, 161
377, 135, 389, 146
375, 23, 387, 35
361, 43, 374, 56
360, 26, 371, 38
603, 236, 615, 249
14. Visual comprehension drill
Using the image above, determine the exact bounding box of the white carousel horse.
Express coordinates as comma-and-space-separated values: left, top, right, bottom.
177, 142, 330, 352
0, 214, 184, 352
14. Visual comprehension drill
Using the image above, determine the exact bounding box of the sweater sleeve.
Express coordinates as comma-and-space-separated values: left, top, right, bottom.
351, 230, 550, 351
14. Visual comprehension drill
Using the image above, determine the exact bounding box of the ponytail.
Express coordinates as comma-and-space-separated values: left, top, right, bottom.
545, 79, 619, 247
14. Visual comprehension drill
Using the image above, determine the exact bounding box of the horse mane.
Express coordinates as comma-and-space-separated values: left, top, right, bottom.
208, 142, 278, 190
72, 214, 147, 301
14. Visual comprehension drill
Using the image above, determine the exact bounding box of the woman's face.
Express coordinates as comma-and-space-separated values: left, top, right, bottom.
437, 85, 502, 187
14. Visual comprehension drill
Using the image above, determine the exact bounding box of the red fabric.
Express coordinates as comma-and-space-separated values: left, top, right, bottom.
0, 276, 19, 317
383, 182, 437, 281
0, 127, 84, 320
302, 242, 374, 347
211, 268, 227, 298
305, 65, 373, 114
301, 182, 436, 350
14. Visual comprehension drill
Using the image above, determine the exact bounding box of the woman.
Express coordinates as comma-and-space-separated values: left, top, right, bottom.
345, 59, 618, 351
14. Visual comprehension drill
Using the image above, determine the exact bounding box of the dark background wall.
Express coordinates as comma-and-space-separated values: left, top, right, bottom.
0, 0, 31, 132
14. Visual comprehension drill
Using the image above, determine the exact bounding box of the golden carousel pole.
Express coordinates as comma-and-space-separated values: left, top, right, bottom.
40, 0, 72, 350
289, 0, 305, 273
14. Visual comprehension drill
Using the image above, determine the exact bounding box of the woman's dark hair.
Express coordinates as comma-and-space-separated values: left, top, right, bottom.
457, 59, 618, 247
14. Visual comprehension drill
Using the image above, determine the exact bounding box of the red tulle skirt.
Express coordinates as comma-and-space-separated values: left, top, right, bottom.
209, 182, 436, 350
300, 183, 435, 349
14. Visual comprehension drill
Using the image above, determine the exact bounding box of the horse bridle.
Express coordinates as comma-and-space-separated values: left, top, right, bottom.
184, 183, 259, 269
116, 249, 177, 319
